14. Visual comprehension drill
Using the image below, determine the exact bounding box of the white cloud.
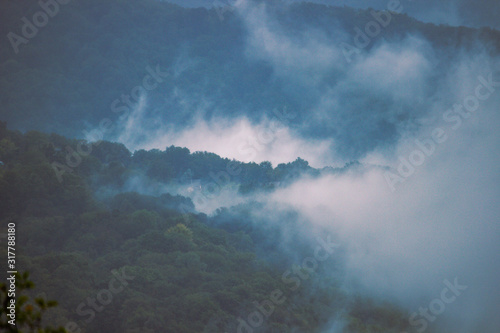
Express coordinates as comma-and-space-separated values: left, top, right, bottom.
267, 68, 500, 331
238, 0, 346, 84
116, 107, 335, 168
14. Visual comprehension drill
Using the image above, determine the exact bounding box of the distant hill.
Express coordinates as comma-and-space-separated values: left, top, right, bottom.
1, 0, 499, 159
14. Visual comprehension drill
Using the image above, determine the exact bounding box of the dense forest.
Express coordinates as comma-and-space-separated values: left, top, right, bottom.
0, 123, 413, 332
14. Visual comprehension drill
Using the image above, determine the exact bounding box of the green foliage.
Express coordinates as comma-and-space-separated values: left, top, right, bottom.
166, 223, 193, 240
0, 272, 67, 333
0, 138, 17, 160
0, 127, 414, 332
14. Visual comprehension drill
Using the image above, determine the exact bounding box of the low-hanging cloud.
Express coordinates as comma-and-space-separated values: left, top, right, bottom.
111, 0, 496, 163
114, 99, 335, 168
264, 66, 500, 332
106, 3, 500, 331
238, 0, 347, 83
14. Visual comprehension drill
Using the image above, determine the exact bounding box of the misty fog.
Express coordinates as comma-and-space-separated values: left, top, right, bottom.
1, 0, 499, 332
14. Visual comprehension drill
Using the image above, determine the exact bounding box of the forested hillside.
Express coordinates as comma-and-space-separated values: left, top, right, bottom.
0, 123, 413, 332
1, 0, 499, 332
